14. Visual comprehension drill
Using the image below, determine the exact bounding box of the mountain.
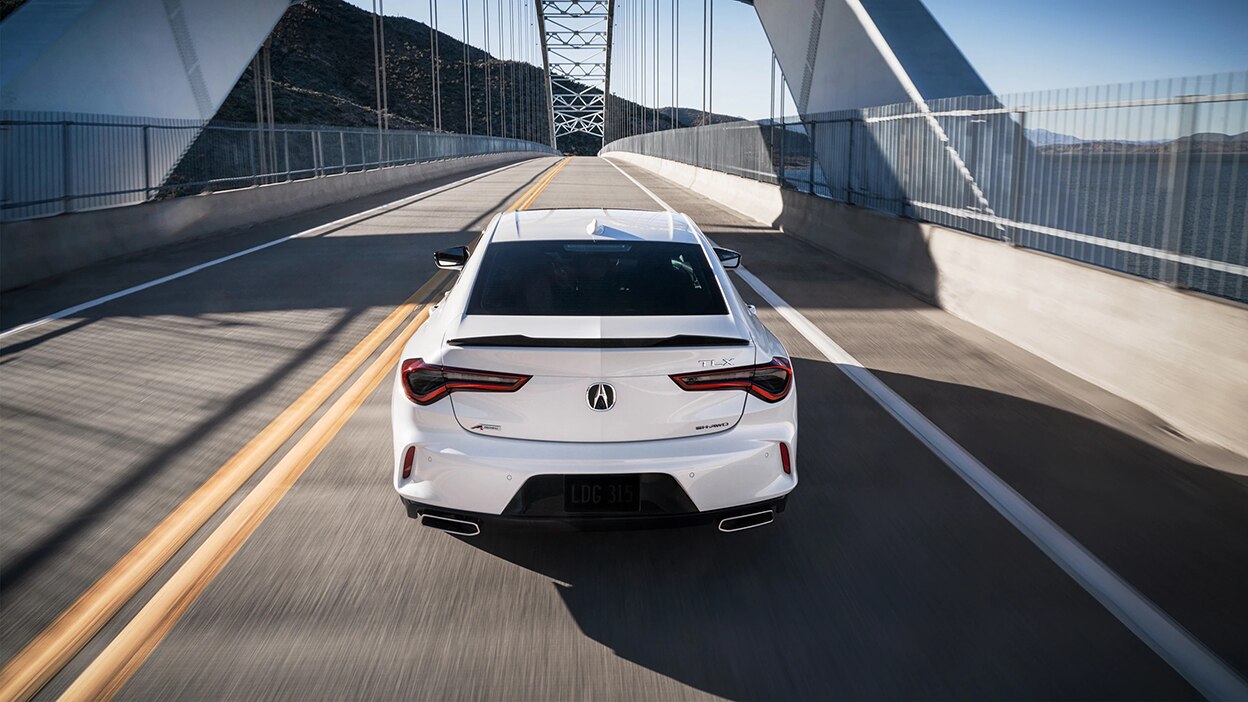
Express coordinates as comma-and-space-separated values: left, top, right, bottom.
1026, 128, 1085, 146
216, 0, 556, 145
215, 0, 735, 155
667, 106, 743, 127
1036, 131, 1248, 154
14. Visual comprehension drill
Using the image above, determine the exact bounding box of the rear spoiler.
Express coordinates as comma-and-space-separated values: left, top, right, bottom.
447, 335, 751, 348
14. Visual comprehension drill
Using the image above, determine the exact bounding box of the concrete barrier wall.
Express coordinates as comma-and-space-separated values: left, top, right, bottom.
1, 152, 546, 292
606, 151, 1248, 457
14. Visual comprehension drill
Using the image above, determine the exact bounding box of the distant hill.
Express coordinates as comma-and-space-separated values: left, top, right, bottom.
1036, 131, 1248, 154
1026, 128, 1085, 147
216, 0, 735, 154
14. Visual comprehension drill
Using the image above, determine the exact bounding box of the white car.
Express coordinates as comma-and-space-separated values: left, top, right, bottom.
391, 209, 797, 535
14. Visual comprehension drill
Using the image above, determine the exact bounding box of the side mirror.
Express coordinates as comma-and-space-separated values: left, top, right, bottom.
434, 245, 470, 270
714, 247, 741, 269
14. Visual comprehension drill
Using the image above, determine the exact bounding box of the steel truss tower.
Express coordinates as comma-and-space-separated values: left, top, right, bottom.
535, 0, 613, 145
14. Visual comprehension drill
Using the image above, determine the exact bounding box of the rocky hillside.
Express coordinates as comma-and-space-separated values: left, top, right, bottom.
218, 0, 733, 154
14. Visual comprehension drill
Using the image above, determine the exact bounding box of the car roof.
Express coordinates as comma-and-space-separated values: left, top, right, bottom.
489, 208, 702, 245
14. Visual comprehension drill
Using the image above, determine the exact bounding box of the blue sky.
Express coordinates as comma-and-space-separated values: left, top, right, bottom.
350, 0, 1248, 120
925, 0, 1248, 94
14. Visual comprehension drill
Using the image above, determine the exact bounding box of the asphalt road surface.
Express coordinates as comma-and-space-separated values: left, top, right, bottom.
2, 156, 1246, 700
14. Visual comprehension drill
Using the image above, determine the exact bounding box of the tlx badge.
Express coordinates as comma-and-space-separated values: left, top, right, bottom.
698, 358, 735, 368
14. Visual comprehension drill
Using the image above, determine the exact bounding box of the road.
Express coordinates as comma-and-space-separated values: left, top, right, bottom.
2, 156, 1247, 700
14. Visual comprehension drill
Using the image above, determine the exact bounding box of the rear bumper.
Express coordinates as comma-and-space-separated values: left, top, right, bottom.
392, 374, 797, 515
393, 422, 797, 515
403, 495, 788, 532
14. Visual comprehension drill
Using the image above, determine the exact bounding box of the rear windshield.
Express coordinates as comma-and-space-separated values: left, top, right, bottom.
466, 240, 728, 316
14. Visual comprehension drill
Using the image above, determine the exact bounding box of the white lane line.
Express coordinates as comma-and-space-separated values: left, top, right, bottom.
604, 156, 1248, 701
603, 157, 675, 212
0, 158, 547, 342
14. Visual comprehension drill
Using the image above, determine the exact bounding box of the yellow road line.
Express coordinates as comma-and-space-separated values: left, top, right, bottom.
55, 155, 576, 700
512, 157, 563, 210
0, 156, 564, 702
511, 156, 570, 211
59, 303, 440, 702
0, 275, 446, 702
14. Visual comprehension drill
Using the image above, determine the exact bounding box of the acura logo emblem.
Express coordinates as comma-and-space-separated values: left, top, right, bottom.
587, 383, 616, 411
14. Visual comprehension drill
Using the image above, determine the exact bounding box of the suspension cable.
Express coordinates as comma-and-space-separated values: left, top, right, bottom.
510, 0, 517, 140
535, 8, 540, 143
707, 0, 713, 119
379, 0, 389, 132
523, 5, 530, 142
608, 5, 616, 141
265, 39, 275, 167
652, 0, 658, 131
372, 0, 382, 134
641, 0, 647, 132
506, 0, 511, 138
252, 49, 267, 175
463, 0, 472, 134
429, 0, 442, 131
770, 50, 775, 125
507, 0, 512, 138
636, 0, 642, 135
479, 0, 489, 136
615, 1, 622, 139
628, 0, 634, 136
532, 7, 537, 143
770, 50, 776, 165
495, 0, 502, 137
700, 0, 706, 124
629, 0, 635, 136
672, 0, 677, 128
481, 0, 491, 135
634, 0, 640, 136
622, 1, 628, 137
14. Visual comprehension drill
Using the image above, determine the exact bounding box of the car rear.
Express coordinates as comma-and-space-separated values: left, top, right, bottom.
392, 210, 797, 532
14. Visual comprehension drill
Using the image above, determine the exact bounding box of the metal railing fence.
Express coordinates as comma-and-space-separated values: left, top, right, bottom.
602, 72, 1248, 302
1, 111, 559, 222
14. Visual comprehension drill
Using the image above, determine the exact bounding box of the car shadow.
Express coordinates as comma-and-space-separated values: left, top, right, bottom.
456, 362, 1246, 700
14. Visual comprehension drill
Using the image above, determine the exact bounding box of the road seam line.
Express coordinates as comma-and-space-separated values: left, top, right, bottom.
605, 155, 1248, 701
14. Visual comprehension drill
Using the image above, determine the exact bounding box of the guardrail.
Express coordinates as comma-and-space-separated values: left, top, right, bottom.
1, 111, 560, 222
602, 72, 1248, 302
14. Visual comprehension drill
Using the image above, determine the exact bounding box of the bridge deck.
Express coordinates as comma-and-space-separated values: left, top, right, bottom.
2, 156, 1245, 700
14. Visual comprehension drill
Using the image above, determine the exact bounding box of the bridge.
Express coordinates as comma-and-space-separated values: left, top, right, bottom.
2, 1, 1247, 701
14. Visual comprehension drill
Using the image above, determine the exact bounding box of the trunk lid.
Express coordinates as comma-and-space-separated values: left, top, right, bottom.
443, 315, 754, 442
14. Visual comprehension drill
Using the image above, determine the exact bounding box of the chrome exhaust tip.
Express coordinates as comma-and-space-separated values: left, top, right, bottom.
420, 513, 481, 537
718, 509, 775, 533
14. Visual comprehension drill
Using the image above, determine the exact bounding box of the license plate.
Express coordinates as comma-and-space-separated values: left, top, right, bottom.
564, 474, 641, 513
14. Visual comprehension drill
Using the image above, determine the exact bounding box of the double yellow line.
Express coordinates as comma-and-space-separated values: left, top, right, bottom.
511, 156, 570, 211
0, 156, 570, 702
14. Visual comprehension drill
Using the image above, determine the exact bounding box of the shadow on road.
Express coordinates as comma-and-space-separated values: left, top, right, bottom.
0, 198, 514, 589
0, 174, 527, 342
458, 363, 1246, 699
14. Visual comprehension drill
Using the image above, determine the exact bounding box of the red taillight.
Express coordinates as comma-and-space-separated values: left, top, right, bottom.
401, 445, 416, 479
670, 357, 792, 403
400, 358, 531, 405
779, 442, 791, 474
